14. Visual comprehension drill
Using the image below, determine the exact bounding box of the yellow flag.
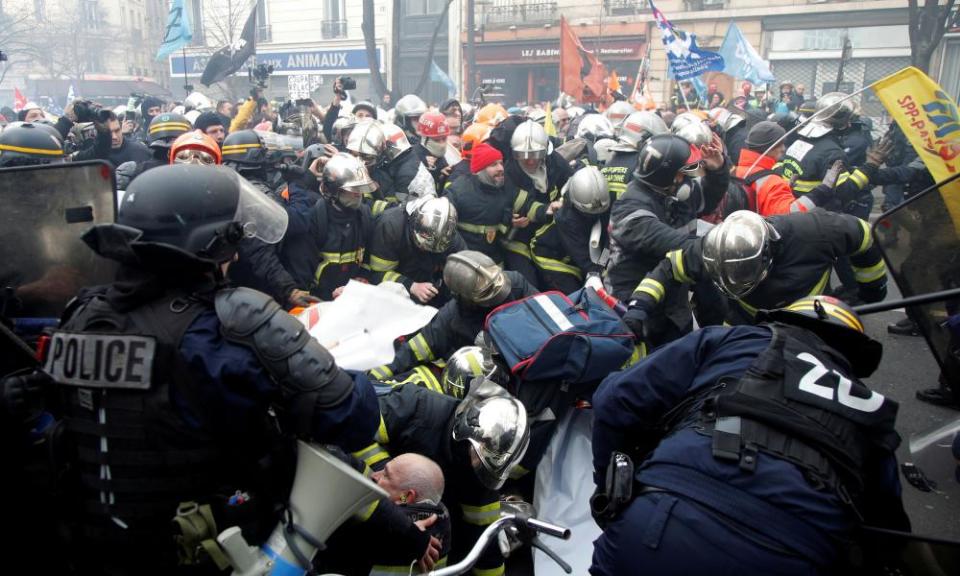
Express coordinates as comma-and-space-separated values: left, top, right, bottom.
544, 102, 558, 138
873, 66, 960, 225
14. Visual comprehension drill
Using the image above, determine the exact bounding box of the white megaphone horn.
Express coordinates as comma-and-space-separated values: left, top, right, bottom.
217, 441, 388, 576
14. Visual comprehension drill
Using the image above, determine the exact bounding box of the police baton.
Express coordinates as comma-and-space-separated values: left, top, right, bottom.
852, 287, 960, 316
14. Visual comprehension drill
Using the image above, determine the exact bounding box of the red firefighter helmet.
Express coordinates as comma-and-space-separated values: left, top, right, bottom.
417, 111, 451, 139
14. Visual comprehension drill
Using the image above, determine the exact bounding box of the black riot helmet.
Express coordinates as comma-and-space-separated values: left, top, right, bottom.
221, 129, 267, 167
112, 164, 288, 268
757, 295, 882, 378
0, 122, 65, 167
147, 112, 192, 149
633, 134, 702, 192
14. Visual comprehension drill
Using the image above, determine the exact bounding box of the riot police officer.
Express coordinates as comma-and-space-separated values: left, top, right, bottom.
0, 122, 65, 167
368, 250, 537, 381
366, 196, 466, 305
221, 129, 275, 194
602, 111, 667, 200
590, 296, 908, 575
45, 164, 380, 575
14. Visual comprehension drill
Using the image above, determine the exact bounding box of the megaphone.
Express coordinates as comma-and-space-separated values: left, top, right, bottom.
217, 441, 387, 576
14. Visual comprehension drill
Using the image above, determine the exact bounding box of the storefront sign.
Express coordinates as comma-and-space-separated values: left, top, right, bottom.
170, 46, 383, 77
474, 38, 643, 64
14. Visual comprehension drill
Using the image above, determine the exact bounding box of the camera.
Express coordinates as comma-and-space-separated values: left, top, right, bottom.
250, 64, 274, 89
74, 100, 112, 124
336, 76, 356, 98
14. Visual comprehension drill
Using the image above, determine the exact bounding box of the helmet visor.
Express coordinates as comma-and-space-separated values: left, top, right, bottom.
234, 173, 289, 244
174, 149, 217, 166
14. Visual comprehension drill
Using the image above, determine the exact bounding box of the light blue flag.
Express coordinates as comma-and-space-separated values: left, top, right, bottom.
719, 22, 775, 85
156, 0, 193, 61
430, 61, 457, 98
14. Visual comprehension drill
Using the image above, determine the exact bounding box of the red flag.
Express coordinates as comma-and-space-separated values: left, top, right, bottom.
560, 17, 606, 103
13, 88, 27, 112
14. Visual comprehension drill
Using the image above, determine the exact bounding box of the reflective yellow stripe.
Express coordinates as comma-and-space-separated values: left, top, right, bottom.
635, 278, 665, 302
809, 269, 831, 296
852, 260, 887, 283
353, 441, 390, 468
372, 201, 388, 217
472, 565, 505, 576
854, 218, 872, 255
526, 201, 545, 221
508, 464, 529, 479
533, 254, 583, 279
504, 239, 533, 260
621, 343, 647, 368
409, 333, 433, 362
792, 179, 820, 193
383, 270, 403, 283
849, 169, 869, 189
738, 298, 758, 316
458, 222, 500, 235
354, 497, 380, 522
0, 143, 63, 156
785, 302, 864, 332
461, 501, 501, 526
667, 249, 691, 283
414, 365, 443, 393
369, 365, 393, 380
376, 415, 390, 444
513, 189, 529, 213
321, 250, 360, 264
221, 143, 262, 153
149, 121, 192, 133
368, 254, 399, 272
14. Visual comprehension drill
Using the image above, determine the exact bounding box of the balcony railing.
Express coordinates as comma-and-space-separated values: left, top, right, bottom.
257, 24, 272, 43
604, 0, 640, 16
482, 0, 556, 28
321, 19, 348, 39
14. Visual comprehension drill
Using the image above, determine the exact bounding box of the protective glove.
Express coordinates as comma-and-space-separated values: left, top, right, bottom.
1, 371, 49, 422
287, 289, 320, 309
822, 159, 845, 189
622, 305, 647, 342
865, 136, 894, 167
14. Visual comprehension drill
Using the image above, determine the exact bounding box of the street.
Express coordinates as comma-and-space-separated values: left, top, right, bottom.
862, 277, 960, 540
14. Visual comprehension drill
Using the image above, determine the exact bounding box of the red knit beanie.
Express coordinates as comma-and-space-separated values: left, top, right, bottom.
470, 142, 503, 174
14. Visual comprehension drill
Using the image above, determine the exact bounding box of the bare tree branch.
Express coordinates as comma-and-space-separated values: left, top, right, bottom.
413, 0, 455, 96
362, 0, 390, 98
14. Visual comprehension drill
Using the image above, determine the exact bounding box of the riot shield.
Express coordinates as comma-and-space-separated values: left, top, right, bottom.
0, 161, 117, 320
873, 173, 960, 377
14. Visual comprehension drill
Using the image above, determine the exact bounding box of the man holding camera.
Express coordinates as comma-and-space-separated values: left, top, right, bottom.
322, 76, 356, 144
57, 99, 147, 166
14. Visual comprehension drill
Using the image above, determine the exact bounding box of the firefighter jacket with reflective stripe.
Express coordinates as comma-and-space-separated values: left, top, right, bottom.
600, 150, 638, 200
530, 199, 611, 285
366, 205, 467, 294
775, 132, 876, 207
446, 173, 514, 264
633, 210, 888, 324
608, 167, 728, 341
502, 153, 572, 253
359, 384, 504, 575
307, 198, 375, 301
369, 271, 537, 380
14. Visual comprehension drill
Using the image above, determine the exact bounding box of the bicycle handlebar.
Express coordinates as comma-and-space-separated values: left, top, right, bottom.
427, 514, 570, 576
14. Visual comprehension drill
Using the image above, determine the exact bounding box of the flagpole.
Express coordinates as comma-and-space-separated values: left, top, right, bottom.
679, 82, 691, 111
182, 47, 190, 97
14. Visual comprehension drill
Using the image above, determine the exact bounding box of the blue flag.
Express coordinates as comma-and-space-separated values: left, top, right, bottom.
719, 22, 775, 85
649, 0, 724, 81
430, 61, 457, 98
156, 0, 193, 61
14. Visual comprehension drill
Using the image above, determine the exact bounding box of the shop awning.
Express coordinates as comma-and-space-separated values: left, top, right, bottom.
29, 79, 172, 100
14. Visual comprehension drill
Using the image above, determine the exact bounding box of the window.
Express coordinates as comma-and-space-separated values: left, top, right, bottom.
322, 0, 347, 39
256, 0, 271, 42
940, 40, 960, 103
81, 0, 99, 28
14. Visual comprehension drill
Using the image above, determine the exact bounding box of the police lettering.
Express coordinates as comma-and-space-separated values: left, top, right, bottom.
44, 332, 156, 389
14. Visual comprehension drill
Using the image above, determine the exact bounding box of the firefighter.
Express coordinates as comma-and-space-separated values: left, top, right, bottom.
446, 143, 514, 265
415, 110, 452, 193
602, 111, 668, 200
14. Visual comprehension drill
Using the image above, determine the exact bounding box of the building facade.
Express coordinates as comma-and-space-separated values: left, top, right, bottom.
171, 0, 392, 105
458, 0, 957, 113
1, 0, 170, 108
